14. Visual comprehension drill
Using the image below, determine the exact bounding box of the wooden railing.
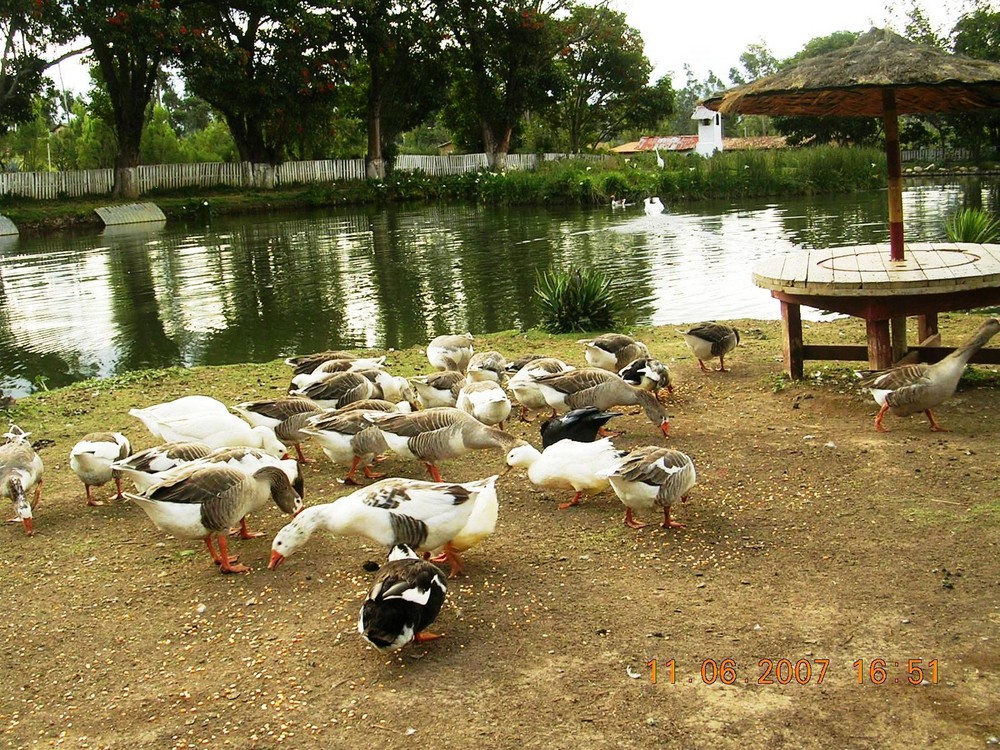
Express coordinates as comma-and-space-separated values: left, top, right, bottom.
0, 152, 607, 200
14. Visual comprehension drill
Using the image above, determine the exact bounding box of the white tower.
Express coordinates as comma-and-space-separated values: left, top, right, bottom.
692, 105, 723, 156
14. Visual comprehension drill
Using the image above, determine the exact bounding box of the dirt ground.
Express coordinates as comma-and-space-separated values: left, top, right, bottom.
2, 314, 999, 750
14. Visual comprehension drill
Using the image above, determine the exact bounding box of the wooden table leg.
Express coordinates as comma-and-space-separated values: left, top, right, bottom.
781, 300, 803, 380
918, 313, 940, 344
867, 319, 892, 370
890, 316, 908, 363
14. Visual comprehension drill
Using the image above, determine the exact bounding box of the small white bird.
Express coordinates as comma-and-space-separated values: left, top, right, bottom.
644, 197, 664, 215
69, 431, 132, 506
505, 437, 625, 509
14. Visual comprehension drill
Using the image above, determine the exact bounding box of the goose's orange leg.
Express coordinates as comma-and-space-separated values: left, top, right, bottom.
623, 507, 647, 529
874, 403, 890, 432
216, 535, 250, 574
558, 491, 583, 510
662, 506, 686, 529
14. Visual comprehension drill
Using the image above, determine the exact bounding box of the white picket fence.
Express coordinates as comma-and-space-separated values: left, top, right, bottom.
0, 152, 604, 200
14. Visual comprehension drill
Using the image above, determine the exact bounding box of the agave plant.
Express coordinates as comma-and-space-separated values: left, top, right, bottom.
535, 267, 620, 333
945, 208, 1000, 243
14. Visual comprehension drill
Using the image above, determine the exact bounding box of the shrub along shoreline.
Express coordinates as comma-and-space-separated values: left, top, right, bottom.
0, 146, 892, 235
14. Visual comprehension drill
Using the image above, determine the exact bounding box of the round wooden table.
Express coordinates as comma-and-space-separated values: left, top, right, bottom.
752, 242, 1000, 378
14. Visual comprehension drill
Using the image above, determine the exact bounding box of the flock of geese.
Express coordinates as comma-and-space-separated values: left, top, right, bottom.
3, 316, 997, 651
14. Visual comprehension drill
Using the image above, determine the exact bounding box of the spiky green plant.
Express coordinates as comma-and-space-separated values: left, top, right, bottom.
945, 208, 1000, 243
535, 267, 619, 333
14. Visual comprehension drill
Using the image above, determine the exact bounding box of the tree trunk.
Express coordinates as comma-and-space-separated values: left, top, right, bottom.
366, 91, 385, 180
111, 127, 142, 199
482, 122, 513, 172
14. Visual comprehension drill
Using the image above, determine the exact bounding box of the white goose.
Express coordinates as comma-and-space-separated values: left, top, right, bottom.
359, 544, 448, 651
268, 475, 499, 577
644, 197, 664, 215
578, 334, 650, 372
426, 333, 474, 373
69, 431, 132, 506
126, 463, 303, 574
145, 411, 287, 456
678, 322, 740, 372
599, 446, 696, 529
112, 441, 213, 492
505, 437, 625, 509
1, 425, 43, 535
457, 380, 512, 429
128, 396, 230, 441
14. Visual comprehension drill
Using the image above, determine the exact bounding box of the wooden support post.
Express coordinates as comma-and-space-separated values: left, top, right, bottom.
781, 300, 804, 380
890, 316, 908, 363
918, 313, 939, 344
867, 319, 892, 370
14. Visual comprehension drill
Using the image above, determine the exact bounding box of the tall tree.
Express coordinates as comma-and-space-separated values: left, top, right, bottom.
59, 0, 182, 196
337, 0, 447, 178
548, 4, 673, 152
436, 0, 567, 169
178, 0, 350, 169
951, 3, 1000, 161
667, 64, 724, 135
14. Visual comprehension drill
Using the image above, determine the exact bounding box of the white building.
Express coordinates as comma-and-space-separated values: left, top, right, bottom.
692, 105, 723, 156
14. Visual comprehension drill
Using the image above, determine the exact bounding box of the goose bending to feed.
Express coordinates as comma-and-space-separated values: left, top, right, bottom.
531, 368, 670, 437
540, 406, 619, 448
365, 407, 521, 482
126, 464, 303, 574
618, 358, 673, 396
410, 371, 466, 409
467, 351, 507, 384
359, 544, 447, 651
69, 432, 131, 506
505, 437, 625, 509
112, 441, 213, 492
268, 475, 499, 577
129, 396, 230, 441
457, 380, 512, 429
678, 323, 740, 372
289, 371, 375, 409
289, 356, 387, 391
233, 397, 322, 463
599, 446, 696, 529
301, 409, 392, 485
284, 350, 364, 377
508, 357, 575, 421
578, 334, 650, 372
857, 317, 1000, 432
1, 425, 43, 535
427, 333, 474, 373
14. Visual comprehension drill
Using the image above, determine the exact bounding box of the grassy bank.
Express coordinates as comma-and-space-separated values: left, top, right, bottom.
1, 146, 887, 234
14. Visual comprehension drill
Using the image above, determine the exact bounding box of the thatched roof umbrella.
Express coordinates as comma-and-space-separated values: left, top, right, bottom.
702, 28, 1000, 261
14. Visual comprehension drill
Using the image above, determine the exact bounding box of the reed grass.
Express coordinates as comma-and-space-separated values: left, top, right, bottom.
945, 207, 1000, 243
534, 267, 620, 333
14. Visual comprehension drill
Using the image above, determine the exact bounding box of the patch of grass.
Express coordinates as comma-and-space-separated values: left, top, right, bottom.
966, 501, 1000, 524
959, 365, 1000, 389
945, 207, 1000, 243
535, 267, 620, 334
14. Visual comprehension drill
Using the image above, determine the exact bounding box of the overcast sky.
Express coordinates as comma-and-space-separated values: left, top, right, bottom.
46, 0, 976, 96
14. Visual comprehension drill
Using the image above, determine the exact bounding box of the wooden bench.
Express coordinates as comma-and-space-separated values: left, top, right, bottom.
752, 242, 1000, 378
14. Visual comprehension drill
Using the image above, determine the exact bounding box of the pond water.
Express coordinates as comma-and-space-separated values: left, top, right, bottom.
2, 178, 997, 396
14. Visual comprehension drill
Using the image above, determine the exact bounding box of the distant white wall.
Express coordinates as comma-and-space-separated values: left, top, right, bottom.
692, 105, 723, 156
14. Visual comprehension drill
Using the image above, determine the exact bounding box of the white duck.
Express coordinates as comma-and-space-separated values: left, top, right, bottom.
598, 446, 696, 529
112, 441, 213, 492
1, 425, 43, 535
644, 197, 664, 215
426, 333, 475, 373
507, 356, 575, 421
126, 464, 303, 574
145, 411, 287, 456
69, 431, 132, 506
857, 317, 1000, 431
128, 396, 231, 441
505, 437, 625, 509
678, 322, 740, 372
268, 475, 499, 577
358, 544, 448, 651
578, 334, 650, 372
457, 380, 512, 429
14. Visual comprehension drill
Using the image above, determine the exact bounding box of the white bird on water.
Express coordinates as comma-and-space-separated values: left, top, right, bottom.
644, 197, 664, 215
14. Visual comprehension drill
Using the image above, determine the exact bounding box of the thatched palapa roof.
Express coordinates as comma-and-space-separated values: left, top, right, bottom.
703, 28, 1000, 117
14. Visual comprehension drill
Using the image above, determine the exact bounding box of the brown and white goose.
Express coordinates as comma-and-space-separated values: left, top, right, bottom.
618, 357, 673, 396
531, 368, 670, 437
467, 351, 507, 384
301, 408, 393, 485
426, 333, 475, 373
364, 407, 521, 482
69, 431, 132, 506
112, 441, 213, 492
284, 350, 365, 377
598, 446, 696, 529
233, 397, 322, 463
578, 334, 650, 372
268, 475, 498, 577
289, 371, 375, 409
1, 425, 43, 535
126, 464, 303, 574
457, 380, 512, 429
410, 370, 467, 408
857, 317, 1000, 431
289, 356, 387, 391
678, 323, 740, 372
507, 356, 575, 421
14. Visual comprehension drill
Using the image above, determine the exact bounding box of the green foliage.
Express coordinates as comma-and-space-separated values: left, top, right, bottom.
535, 267, 619, 333
945, 208, 1000, 243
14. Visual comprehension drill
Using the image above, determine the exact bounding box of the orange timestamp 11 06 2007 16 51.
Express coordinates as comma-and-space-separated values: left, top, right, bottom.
646, 658, 940, 686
